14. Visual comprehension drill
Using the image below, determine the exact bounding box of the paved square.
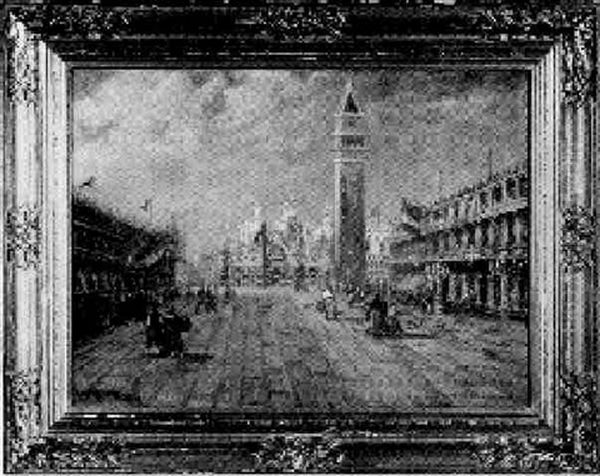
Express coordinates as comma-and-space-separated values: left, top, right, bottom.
72, 288, 528, 412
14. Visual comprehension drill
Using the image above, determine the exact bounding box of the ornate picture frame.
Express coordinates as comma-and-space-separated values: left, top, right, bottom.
2, 1, 598, 472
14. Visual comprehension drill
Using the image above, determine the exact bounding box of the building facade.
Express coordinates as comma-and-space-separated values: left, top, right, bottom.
366, 211, 393, 287
333, 80, 368, 290
239, 205, 263, 245
389, 162, 529, 318
72, 195, 179, 344
228, 205, 332, 288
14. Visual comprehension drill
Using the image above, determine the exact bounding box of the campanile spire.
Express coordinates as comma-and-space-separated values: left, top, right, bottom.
332, 77, 369, 290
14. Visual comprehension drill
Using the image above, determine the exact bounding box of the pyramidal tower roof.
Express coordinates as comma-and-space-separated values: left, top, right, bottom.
342, 78, 360, 114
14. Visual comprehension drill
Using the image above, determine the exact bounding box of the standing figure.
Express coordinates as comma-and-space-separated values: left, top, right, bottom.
322, 288, 335, 320
205, 289, 217, 314
195, 288, 205, 314
369, 293, 387, 335
159, 299, 184, 358
145, 295, 162, 351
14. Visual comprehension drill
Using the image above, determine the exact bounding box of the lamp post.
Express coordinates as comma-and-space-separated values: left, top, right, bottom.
260, 221, 268, 289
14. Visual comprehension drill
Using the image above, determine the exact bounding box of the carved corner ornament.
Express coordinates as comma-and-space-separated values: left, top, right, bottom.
254, 6, 347, 43
8, 5, 131, 40
253, 432, 348, 472
561, 205, 595, 272
6, 15, 38, 106
474, 6, 595, 107
7, 367, 125, 472
6, 206, 41, 269
9, 437, 125, 473
6, 369, 42, 472
560, 372, 599, 470
473, 373, 598, 473
561, 12, 596, 107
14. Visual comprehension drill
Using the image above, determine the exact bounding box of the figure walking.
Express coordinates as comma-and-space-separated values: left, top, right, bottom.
145, 294, 163, 353
369, 293, 387, 335
322, 287, 336, 320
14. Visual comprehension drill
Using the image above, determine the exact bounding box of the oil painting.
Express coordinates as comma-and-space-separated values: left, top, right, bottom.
71, 68, 529, 413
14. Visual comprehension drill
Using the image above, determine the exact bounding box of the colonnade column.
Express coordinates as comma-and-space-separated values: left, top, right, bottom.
474, 224, 482, 248
499, 266, 509, 315
486, 262, 495, 311
474, 274, 482, 305
514, 213, 523, 247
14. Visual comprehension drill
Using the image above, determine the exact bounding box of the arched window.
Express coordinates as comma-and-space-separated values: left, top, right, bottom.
455, 230, 463, 248
506, 177, 516, 199
76, 271, 87, 293
467, 227, 475, 247
341, 136, 365, 148
506, 214, 515, 245
481, 222, 489, 247
519, 176, 528, 197
493, 185, 502, 203
91, 273, 99, 291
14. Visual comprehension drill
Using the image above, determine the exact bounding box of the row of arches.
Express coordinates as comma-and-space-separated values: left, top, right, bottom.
392, 208, 528, 262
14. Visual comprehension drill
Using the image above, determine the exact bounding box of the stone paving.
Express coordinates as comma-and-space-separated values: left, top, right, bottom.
72, 287, 528, 412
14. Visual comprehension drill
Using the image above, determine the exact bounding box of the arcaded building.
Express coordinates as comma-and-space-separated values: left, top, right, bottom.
72, 195, 179, 344
389, 162, 529, 318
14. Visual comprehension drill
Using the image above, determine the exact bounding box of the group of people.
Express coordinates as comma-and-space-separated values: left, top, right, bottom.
145, 287, 221, 358
318, 286, 403, 336
145, 291, 190, 357
194, 287, 219, 315
368, 293, 403, 336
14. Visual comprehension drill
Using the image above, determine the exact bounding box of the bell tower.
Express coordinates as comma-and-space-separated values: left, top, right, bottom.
333, 79, 368, 290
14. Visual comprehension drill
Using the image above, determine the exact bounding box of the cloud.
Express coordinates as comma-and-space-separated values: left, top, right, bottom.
73, 69, 527, 257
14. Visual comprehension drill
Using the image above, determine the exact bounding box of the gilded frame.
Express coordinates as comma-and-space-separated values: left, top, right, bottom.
1, 1, 599, 472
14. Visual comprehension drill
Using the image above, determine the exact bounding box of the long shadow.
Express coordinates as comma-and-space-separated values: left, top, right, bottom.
145, 352, 214, 364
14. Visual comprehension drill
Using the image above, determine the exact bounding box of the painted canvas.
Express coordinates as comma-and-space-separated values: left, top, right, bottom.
71, 69, 529, 412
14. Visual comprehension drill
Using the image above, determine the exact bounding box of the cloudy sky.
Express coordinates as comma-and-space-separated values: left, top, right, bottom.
73, 69, 527, 257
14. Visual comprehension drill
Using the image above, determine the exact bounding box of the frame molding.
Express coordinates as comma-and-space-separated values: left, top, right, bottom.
2, 1, 599, 472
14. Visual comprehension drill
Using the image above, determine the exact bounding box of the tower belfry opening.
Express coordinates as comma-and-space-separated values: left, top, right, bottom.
344, 90, 359, 114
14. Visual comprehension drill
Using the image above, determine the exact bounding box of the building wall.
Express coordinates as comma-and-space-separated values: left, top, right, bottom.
366, 219, 392, 286
334, 161, 366, 289
389, 163, 529, 318
72, 196, 178, 344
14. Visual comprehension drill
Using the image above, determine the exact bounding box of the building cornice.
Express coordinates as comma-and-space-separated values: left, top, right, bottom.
333, 158, 366, 164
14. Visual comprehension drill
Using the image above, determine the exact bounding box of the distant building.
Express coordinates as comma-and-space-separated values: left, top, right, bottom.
305, 214, 333, 287
228, 206, 332, 288
185, 253, 221, 289
230, 243, 263, 286
389, 162, 528, 318
366, 209, 392, 287
239, 205, 263, 245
